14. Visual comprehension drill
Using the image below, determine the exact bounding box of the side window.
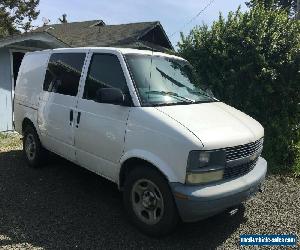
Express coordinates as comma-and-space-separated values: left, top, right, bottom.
83, 53, 129, 103
43, 53, 86, 96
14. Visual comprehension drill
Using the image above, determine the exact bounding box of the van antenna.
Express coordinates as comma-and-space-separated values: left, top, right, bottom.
147, 29, 155, 101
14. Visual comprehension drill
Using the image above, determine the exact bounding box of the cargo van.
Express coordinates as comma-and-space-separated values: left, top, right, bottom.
14, 47, 267, 236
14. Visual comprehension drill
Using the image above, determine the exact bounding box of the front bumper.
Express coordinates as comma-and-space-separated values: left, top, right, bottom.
171, 157, 267, 222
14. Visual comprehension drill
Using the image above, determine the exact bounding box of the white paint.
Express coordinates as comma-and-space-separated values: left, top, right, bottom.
14, 47, 265, 186
156, 102, 264, 150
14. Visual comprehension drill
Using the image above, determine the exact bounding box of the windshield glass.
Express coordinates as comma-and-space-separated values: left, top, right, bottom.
125, 54, 216, 106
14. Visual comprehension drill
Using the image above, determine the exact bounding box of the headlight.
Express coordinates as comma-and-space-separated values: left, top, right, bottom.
198, 151, 210, 165
186, 150, 226, 185
187, 150, 226, 169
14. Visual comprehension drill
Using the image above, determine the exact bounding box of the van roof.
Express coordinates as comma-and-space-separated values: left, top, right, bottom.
37, 47, 185, 61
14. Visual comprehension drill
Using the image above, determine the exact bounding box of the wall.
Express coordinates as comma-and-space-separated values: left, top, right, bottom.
0, 48, 13, 132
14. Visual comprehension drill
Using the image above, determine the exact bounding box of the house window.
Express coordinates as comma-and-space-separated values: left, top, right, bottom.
83, 54, 129, 103
43, 53, 86, 96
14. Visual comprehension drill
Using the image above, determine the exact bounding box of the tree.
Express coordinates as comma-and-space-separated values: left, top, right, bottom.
0, 0, 40, 37
178, 5, 300, 172
246, 0, 297, 16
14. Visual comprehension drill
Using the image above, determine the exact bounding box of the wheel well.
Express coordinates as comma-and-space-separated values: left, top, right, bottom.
22, 118, 35, 135
119, 157, 168, 189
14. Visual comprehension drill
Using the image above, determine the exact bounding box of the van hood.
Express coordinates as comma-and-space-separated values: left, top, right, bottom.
155, 102, 264, 149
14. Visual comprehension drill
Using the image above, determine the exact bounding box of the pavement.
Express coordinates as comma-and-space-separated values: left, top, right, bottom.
0, 144, 299, 249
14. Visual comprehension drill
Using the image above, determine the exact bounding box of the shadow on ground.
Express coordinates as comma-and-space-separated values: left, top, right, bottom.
0, 150, 246, 249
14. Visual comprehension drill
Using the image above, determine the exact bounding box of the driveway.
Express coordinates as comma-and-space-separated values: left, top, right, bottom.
0, 139, 299, 249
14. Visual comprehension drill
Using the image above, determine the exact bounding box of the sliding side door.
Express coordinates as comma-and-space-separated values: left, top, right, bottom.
38, 52, 87, 162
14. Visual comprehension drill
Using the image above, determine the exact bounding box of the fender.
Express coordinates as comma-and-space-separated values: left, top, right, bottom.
15, 102, 39, 135
119, 149, 179, 183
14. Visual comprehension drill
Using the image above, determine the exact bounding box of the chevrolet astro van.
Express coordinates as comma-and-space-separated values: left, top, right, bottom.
14, 47, 267, 236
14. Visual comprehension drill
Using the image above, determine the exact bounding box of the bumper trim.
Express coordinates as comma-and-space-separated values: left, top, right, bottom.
171, 157, 267, 222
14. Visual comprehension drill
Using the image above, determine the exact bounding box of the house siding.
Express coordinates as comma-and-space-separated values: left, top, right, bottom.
0, 48, 13, 132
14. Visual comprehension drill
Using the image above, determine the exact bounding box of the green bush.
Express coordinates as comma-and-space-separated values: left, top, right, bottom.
178, 5, 300, 172
293, 145, 300, 176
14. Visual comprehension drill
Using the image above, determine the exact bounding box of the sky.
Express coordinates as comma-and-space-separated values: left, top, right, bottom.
32, 0, 248, 47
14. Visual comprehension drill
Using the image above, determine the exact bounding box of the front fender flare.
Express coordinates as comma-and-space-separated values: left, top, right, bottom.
119, 149, 179, 183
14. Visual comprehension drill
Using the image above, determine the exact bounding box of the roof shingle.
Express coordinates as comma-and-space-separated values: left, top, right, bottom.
32, 20, 172, 50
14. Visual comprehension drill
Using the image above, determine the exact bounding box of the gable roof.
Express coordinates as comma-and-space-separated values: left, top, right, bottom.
34, 20, 105, 36
0, 31, 68, 49
33, 20, 173, 51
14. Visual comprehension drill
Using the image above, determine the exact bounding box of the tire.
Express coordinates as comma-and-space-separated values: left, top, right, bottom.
123, 166, 179, 236
23, 125, 46, 168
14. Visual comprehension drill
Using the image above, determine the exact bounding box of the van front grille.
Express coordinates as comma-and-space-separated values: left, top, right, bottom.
223, 158, 258, 180
225, 138, 263, 161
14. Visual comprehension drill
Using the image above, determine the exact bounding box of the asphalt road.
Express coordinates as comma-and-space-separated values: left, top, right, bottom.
0, 148, 299, 249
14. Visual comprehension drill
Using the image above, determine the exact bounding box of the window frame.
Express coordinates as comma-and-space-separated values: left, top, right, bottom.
81, 52, 133, 106
43, 52, 87, 97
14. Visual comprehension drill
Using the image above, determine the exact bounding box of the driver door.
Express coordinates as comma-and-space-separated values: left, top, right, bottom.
74, 52, 132, 181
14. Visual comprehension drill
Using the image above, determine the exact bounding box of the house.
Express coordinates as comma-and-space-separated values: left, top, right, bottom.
0, 20, 173, 132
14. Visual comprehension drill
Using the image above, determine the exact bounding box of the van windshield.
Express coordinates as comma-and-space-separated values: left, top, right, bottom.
125, 54, 216, 106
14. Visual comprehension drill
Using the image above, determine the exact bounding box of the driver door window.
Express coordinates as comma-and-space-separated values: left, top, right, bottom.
83, 54, 129, 103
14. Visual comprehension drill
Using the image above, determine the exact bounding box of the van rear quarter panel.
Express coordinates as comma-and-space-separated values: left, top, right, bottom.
14, 51, 50, 133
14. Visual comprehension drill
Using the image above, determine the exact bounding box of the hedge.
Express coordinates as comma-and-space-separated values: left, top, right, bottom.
178, 5, 300, 173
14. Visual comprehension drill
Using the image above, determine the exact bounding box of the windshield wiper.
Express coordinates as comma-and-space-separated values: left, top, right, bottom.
189, 90, 216, 100
155, 67, 215, 101
145, 90, 195, 103
156, 67, 186, 89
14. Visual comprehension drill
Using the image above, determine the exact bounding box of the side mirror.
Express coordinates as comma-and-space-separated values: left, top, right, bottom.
96, 88, 125, 105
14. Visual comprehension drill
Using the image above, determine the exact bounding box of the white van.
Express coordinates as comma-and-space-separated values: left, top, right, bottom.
14, 47, 267, 236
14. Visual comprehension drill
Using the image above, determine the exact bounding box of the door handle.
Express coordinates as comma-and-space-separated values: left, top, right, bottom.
69, 110, 73, 125
76, 112, 81, 128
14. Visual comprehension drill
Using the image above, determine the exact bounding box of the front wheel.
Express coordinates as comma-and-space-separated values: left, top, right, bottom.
123, 166, 179, 236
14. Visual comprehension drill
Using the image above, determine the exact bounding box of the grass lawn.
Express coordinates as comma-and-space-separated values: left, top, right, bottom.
0, 132, 22, 152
